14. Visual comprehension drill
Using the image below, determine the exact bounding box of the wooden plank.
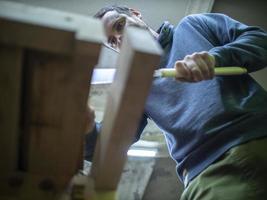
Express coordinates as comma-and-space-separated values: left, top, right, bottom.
0, 1, 105, 198
3, 2, 106, 187
0, 172, 76, 200
73, 37, 104, 171
0, 44, 22, 176
91, 26, 162, 190
0, 1, 103, 56
22, 42, 102, 188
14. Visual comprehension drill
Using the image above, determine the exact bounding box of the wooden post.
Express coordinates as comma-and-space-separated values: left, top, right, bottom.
91, 26, 162, 190
0, 1, 104, 198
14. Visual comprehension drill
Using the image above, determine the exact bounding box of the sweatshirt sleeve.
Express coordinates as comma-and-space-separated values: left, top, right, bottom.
84, 122, 101, 161
188, 13, 267, 72
133, 113, 148, 142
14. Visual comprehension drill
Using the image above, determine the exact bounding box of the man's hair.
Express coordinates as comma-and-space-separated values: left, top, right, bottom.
94, 5, 131, 19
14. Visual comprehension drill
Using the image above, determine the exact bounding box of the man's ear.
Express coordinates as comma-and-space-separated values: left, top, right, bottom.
129, 8, 142, 19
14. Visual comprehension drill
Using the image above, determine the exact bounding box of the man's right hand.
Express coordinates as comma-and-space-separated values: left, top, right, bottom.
174, 51, 215, 82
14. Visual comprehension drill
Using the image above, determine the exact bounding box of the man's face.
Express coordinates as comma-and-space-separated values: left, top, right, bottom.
101, 10, 147, 51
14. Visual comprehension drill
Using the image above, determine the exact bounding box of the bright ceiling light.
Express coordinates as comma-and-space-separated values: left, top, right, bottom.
127, 149, 157, 157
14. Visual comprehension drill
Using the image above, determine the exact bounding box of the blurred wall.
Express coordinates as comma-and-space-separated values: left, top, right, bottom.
4, 0, 189, 29
212, 0, 267, 30
212, 0, 267, 90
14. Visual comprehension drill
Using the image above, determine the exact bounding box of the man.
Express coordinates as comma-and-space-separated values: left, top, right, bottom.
86, 5, 267, 199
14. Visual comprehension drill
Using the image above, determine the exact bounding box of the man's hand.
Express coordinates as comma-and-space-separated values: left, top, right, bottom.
84, 106, 96, 134
174, 51, 215, 82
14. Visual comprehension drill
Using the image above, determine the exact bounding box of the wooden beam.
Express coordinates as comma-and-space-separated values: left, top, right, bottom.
0, 2, 106, 199
0, 1, 105, 189
91, 26, 162, 190
21, 36, 103, 189
0, 1, 103, 56
0, 44, 22, 176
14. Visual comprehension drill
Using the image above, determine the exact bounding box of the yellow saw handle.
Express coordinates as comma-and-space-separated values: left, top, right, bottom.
158, 67, 247, 78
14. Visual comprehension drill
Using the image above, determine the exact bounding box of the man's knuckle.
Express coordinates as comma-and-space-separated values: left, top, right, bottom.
192, 54, 201, 60
185, 55, 191, 60
175, 62, 181, 69
175, 60, 182, 65
202, 52, 209, 59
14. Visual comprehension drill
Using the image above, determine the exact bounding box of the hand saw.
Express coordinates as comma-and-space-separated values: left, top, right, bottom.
91, 67, 247, 85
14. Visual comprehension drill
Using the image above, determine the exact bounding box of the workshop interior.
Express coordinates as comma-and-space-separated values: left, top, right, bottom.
0, 0, 267, 200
